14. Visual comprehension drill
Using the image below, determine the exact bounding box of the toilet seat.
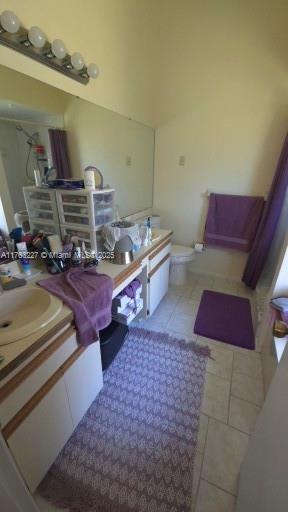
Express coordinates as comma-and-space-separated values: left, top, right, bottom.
171, 244, 195, 264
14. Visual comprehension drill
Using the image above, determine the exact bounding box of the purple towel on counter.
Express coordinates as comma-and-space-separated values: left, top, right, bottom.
38, 267, 113, 346
204, 193, 264, 252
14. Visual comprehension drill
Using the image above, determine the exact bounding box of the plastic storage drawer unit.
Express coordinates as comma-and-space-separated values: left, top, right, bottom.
56, 189, 115, 229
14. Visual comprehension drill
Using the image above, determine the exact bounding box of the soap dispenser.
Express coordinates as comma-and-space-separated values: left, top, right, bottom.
147, 217, 152, 245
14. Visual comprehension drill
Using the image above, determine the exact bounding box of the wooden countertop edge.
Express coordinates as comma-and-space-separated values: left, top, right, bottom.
0, 312, 74, 382
0, 231, 173, 382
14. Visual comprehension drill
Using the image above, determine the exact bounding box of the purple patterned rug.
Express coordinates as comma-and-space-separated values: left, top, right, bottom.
194, 290, 255, 349
39, 327, 210, 512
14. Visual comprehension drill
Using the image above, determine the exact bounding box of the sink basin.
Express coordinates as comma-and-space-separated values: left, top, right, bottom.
0, 287, 62, 346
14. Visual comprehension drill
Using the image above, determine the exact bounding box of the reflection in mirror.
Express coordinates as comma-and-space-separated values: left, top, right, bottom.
0, 64, 154, 239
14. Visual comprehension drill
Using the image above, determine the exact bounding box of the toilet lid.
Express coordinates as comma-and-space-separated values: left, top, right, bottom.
171, 244, 194, 258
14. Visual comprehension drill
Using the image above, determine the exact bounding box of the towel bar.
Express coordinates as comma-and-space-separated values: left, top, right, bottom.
205, 189, 268, 200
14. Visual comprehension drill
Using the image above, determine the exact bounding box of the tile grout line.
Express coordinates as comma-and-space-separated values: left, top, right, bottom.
200, 476, 238, 498
193, 414, 210, 510
230, 390, 263, 408
226, 350, 234, 426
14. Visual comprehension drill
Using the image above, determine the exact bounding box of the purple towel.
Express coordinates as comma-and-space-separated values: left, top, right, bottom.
204, 193, 264, 252
38, 267, 113, 346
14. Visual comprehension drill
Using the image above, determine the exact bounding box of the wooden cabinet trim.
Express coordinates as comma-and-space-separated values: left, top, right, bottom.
148, 253, 170, 278
0, 326, 75, 403
2, 345, 86, 440
113, 261, 142, 289
0, 314, 74, 382
148, 238, 171, 261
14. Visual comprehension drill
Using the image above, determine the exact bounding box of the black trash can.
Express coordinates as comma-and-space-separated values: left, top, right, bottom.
99, 320, 129, 370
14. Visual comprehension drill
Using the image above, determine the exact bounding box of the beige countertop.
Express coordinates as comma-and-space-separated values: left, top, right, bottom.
0, 229, 172, 381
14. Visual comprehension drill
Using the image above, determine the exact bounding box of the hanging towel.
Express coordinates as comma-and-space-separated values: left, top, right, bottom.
204, 193, 264, 252
38, 267, 113, 346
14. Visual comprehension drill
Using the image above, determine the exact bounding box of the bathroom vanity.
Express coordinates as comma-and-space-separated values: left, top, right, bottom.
0, 228, 172, 496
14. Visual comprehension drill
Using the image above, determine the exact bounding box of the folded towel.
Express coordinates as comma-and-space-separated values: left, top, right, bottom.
120, 278, 141, 312
204, 193, 264, 252
38, 267, 113, 346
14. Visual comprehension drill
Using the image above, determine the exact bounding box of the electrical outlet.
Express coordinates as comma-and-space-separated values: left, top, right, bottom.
179, 155, 185, 166
126, 155, 132, 166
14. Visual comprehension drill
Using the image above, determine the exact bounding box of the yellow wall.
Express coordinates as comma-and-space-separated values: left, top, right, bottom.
0, 0, 155, 126
64, 97, 154, 217
0, 64, 70, 114
1, 1, 288, 277
152, 0, 288, 277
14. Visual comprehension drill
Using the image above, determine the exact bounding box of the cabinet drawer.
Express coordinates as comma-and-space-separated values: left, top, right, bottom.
149, 240, 171, 272
7, 376, 74, 493
0, 327, 77, 427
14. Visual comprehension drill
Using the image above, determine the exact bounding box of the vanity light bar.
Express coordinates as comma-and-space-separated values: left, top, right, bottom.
0, 10, 99, 85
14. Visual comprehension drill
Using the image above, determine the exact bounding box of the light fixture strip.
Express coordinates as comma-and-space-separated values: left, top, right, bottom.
0, 11, 99, 85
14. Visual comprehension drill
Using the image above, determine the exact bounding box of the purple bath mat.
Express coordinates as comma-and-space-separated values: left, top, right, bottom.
194, 290, 255, 350
39, 327, 210, 512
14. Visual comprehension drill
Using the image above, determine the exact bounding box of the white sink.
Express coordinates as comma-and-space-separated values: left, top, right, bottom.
0, 287, 62, 346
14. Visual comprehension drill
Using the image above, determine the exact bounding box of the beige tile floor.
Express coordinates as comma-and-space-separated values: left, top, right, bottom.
140, 272, 264, 512
36, 272, 264, 512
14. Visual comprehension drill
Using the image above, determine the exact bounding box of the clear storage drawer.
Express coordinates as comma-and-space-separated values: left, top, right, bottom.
23, 187, 60, 230
56, 189, 115, 229
60, 224, 105, 256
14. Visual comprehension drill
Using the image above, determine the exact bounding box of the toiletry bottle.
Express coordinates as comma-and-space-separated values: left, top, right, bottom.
84, 168, 95, 190
16, 241, 32, 275
0, 266, 12, 285
34, 169, 42, 187
71, 237, 82, 266
147, 217, 152, 245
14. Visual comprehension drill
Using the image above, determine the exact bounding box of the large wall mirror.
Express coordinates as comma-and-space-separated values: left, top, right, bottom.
0, 64, 154, 233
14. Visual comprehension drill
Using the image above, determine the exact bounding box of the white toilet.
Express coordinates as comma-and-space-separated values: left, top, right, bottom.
170, 245, 195, 286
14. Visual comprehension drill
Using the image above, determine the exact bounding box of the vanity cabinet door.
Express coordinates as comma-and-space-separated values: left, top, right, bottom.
64, 342, 103, 429
148, 254, 170, 316
7, 376, 74, 493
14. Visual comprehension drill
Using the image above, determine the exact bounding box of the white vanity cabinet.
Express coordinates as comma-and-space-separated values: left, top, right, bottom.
1, 328, 103, 493
64, 342, 103, 428
148, 240, 171, 316
7, 376, 74, 492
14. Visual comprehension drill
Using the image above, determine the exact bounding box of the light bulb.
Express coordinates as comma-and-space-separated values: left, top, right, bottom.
51, 39, 67, 59
28, 26, 46, 49
0, 10, 20, 34
87, 63, 99, 79
71, 52, 84, 71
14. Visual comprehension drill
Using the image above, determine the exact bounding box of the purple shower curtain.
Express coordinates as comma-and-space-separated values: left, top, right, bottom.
242, 133, 288, 289
49, 129, 72, 179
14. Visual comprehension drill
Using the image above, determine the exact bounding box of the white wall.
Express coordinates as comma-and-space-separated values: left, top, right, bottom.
272, 242, 288, 298
237, 338, 288, 512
